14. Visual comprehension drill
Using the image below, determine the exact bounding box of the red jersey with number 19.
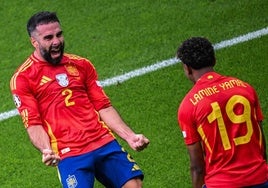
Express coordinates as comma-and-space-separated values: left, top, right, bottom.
10, 53, 115, 159
178, 72, 267, 187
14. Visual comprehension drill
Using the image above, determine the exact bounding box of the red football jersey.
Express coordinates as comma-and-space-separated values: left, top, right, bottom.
178, 72, 267, 187
10, 53, 115, 159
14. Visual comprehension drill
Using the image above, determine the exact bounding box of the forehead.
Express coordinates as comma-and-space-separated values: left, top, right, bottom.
35, 22, 62, 36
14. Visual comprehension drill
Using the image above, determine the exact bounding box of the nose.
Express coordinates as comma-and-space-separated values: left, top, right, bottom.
52, 36, 62, 46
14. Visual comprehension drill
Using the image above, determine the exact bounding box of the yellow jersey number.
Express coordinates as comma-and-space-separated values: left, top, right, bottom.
62, 88, 75, 107
205, 95, 253, 151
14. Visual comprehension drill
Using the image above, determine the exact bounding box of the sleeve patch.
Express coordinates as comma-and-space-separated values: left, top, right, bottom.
13, 94, 21, 108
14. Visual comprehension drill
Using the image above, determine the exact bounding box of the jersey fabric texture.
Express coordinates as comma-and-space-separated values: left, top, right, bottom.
202, 181, 268, 188
58, 140, 143, 188
10, 53, 115, 159
178, 72, 267, 187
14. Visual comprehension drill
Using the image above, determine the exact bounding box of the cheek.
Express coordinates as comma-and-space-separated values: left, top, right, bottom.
39, 41, 51, 50
59, 36, 64, 43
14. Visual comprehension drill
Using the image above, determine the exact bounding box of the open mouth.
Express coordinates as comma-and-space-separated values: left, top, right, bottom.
50, 48, 61, 58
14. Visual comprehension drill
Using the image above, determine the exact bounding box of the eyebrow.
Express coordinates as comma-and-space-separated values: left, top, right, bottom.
43, 30, 63, 40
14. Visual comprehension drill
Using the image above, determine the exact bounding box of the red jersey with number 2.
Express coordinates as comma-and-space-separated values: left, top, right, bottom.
10, 53, 115, 159
178, 72, 267, 187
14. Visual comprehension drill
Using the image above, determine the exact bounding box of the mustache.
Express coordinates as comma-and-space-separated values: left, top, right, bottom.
50, 43, 63, 51
42, 42, 65, 65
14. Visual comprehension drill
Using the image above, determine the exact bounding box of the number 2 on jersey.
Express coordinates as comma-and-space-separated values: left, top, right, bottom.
207, 95, 253, 150
62, 88, 75, 107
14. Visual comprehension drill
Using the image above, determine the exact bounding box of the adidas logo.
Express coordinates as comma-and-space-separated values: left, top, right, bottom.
40, 76, 52, 86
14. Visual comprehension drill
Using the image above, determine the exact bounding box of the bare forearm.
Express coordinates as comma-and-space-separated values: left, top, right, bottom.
191, 167, 205, 188
27, 125, 60, 166
27, 125, 52, 152
187, 143, 205, 188
99, 106, 149, 151
99, 106, 135, 140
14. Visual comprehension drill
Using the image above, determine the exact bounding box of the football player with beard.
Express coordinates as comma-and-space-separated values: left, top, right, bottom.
10, 11, 149, 188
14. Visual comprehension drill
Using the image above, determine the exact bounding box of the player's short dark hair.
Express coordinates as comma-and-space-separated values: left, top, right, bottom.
27, 11, 60, 36
176, 37, 215, 70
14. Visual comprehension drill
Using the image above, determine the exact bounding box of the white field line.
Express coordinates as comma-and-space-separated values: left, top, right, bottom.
1, 27, 268, 122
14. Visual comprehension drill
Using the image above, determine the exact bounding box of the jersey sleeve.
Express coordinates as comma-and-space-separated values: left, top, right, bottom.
10, 72, 42, 128
83, 60, 111, 111
178, 98, 201, 145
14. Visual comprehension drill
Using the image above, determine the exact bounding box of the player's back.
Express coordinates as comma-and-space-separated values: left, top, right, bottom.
190, 72, 267, 187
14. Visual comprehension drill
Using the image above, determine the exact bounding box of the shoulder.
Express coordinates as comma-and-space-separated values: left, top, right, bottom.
63, 53, 98, 79
63, 53, 96, 70
13, 56, 35, 74
178, 91, 194, 116
64, 53, 92, 64
225, 75, 255, 92
10, 56, 36, 85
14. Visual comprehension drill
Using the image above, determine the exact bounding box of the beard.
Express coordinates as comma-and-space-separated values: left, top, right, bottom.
40, 42, 65, 65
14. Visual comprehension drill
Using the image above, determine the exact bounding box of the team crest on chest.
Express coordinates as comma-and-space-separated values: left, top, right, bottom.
65, 63, 79, 76
56, 73, 69, 87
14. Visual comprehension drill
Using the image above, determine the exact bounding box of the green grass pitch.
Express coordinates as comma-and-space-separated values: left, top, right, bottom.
0, 0, 268, 187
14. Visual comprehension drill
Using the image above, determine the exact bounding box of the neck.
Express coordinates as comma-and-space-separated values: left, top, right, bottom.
192, 67, 214, 83
33, 51, 46, 62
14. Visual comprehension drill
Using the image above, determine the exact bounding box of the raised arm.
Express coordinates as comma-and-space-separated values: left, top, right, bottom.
99, 106, 149, 151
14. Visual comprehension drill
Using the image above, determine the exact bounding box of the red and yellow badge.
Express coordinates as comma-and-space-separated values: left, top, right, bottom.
65, 63, 79, 77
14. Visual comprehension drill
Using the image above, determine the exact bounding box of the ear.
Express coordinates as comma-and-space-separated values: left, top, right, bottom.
30, 37, 38, 48
183, 64, 192, 75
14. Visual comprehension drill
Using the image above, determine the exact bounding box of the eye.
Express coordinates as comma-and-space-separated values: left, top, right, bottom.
44, 35, 53, 41
56, 31, 63, 38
